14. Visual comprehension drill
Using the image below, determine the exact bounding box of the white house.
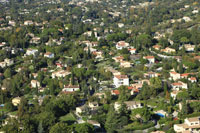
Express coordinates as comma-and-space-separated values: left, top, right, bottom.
188, 77, 197, 83
113, 75, 129, 88
174, 117, 200, 133
143, 56, 155, 64
62, 85, 80, 92
88, 102, 99, 110
12, 97, 21, 106
171, 90, 182, 100
171, 81, 188, 90
26, 48, 38, 56
170, 71, 181, 80
52, 70, 71, 78
116, 41, 129, 50
31, 80, 40, 88
128, 48, 136, 54
24, 20, 34, 25
114, 101, 142, 111
44, 52, 54, 58
120, 61, 131, 68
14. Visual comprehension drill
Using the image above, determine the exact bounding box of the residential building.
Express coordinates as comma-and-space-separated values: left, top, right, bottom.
24, 20, 34, 25
171, 90, 182, 100
114, 101, 143, 110
116, 41, 129, 50
88, 102, 99, 110
170, 71, 181, 80
120, 61, 131, 68
112, 56, 124, 62
171, 81, 188, 90
184, 44, 195, 52
52, 70, 71, 78
128, 48, 137, 54
113, 75, 129, 88
31, 80, 40, 88
188, 77, 197, 83
76, 105, 88, 114
152, 45, 161, 50
44, 52, 54, 58
144, 72, 160, 78
161, 47, 176, 53
143, 56, 155, 64
174, 117, 200, 133
26, 48, 38, 56
12, 97, 21, 106
62, 85, 80, 92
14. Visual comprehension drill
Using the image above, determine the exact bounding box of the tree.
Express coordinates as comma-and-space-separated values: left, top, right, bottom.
118, 86, 130, 102
4, 68, 13, 78
74, 123, 94, 133
137, 34, 152, 48
4, 102, 16, 112
105, 105, 119, 133
50, 123, 72, 133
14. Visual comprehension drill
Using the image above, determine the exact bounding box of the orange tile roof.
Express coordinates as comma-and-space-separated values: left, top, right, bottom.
115, 75, 128, 79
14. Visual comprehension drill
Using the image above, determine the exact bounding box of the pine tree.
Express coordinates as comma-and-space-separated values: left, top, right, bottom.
105, 105, 119, 133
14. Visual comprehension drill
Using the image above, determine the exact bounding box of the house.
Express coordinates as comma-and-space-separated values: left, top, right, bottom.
120, 61, 131, 68
174, 56, 182, 62
114, 101, 142, 110
171, 81, 188, 90
92, 51, 103, 59
76, 105, 88, 114
180, 73, 189, 79
24, 20, 34, 25
0, 42, 6, 47
87, 120, 101, 129
144, 72, 160, 78
111, 90, 120, 95
0, 62, 6, 68
194, 56, 200, 61
161, 47, 176, 53
170, 71, 181, 80
4, 58, 14, 66
12, 97, 21, 106
44, 52, 54, 58
116, 41, 129, 50
30, 37, 40, 44
112, 56, 124, 62
143, 56, 155, 64
128, 48, 137, 54
94, 92, 106, 99
62, 85, 80, 92
113, 75, 129, 88
106, 67, 121, 76
8, 20, 16, 26
171, 90, 182, 100
118, 23, 124, 28
152, 45, 161, 50
128, 86, 139, 95
31, 80, 40, 88
174, 117, 200, 133
188, 77, 197, 83
26, 48, 38, 56
88, 102, 99, 110
52, 70, 71, 78
0, 58, 14, 68
184, 44, 195, 52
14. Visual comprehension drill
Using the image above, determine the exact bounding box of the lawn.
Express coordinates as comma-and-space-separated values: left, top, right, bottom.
59, 113, 76, 122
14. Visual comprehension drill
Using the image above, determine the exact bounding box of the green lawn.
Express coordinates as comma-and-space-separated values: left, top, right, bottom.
59, 113, 76, 122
